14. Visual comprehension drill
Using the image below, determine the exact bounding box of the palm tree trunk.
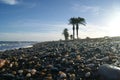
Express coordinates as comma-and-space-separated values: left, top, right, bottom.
73, 25, 75, 40
76, 24, 79, 39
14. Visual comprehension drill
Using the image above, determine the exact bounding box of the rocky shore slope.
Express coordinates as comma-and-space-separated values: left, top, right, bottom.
0, 37, 120, 80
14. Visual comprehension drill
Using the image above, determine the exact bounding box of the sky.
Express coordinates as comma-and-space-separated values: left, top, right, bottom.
0, 0, 120, 41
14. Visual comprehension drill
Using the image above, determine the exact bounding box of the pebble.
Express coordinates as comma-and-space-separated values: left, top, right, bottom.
31, 69, 37, 75
26, 73, 31, 77
85, 72, 91, 77
0, 59, 7, 68
69, 73, 76, 80
18, 70, 23, 74
59, 71, 67, 79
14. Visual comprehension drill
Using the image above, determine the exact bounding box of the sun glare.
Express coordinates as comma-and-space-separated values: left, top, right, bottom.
106, 11, 120, 36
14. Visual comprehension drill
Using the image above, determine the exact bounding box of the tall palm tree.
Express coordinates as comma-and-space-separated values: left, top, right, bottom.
62, 28, 69, 41
75, 17, 86, 39
69, 17, 76, 40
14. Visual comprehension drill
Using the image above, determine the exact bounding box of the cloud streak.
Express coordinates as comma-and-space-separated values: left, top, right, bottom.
0, 0, 18, 5
6, 19, 70, 33
71, 4, 102, 15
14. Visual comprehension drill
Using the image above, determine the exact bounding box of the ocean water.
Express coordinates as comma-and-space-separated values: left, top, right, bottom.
0, 41, 37, 51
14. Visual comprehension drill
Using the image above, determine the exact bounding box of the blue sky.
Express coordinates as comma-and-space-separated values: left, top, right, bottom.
0, 0, 120, 41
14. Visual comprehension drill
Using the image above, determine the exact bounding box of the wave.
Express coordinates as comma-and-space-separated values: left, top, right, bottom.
0, 41, 37, 51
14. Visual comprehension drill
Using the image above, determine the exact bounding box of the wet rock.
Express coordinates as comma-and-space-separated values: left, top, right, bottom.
98, 64, 120, 80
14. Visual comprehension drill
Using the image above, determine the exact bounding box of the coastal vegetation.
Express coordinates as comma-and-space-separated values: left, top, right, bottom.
69, 17, 86, 40
62, 28, 69, 41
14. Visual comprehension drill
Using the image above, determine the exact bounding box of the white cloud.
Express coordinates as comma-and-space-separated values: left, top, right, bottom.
68, 23, 108, 39
78, 24, 109, 38
0, 0, 18, 5
71, 4, 102, 15
76, 22, 120, 39
9, 19, 71, 33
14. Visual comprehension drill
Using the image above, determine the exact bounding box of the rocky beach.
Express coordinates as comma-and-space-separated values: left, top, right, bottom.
0, 37, 120, 80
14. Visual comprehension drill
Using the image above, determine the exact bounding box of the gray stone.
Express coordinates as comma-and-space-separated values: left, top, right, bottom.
98, 64, 120, 80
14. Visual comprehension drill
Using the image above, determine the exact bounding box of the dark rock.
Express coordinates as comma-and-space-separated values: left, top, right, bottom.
51, 67, 59, 74
98, 64, 120, 80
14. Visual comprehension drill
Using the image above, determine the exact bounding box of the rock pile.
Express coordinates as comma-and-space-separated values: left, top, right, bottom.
0, 38, 120, 80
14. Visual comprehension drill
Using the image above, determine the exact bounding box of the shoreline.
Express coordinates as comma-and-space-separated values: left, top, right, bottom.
0, 41, 37, 52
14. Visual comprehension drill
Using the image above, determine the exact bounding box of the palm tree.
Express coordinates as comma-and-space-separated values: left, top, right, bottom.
62, 28, 69, 41
69, 17, 76, 40
75, 17, 86, 39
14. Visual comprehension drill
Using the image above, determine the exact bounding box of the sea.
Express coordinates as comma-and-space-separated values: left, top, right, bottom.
0, 41, 37, 51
